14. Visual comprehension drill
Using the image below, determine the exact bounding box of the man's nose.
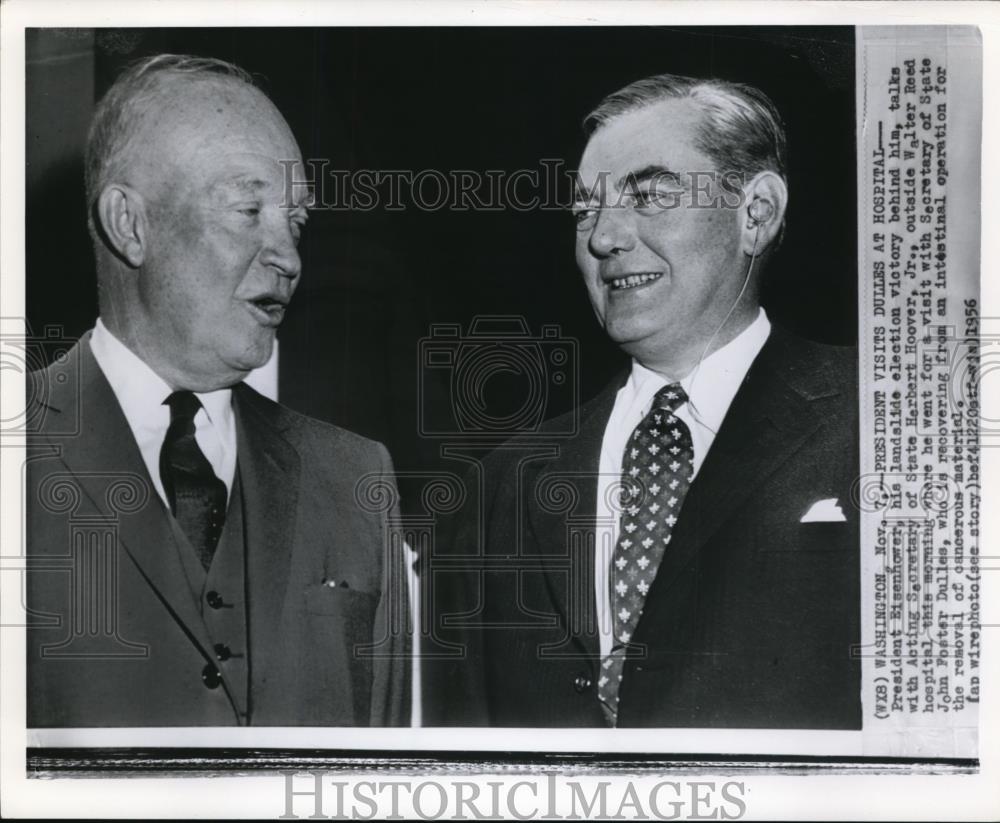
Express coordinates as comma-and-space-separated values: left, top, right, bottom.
259, 216, 302, 279
588, 206, 636, 258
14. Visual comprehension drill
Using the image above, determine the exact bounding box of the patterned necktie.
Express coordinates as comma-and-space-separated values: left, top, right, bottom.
159, 391, 228, 571
598, 382, 695, 726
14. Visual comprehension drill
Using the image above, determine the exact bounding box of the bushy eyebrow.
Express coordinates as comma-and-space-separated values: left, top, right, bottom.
618, 165, 684, 191
209, 176, 269, 198
211, 175, 314, 210
573, 164, 685, 204
236, 177, 269, 191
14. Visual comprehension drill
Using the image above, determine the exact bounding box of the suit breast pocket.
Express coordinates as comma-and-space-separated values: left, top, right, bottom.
301, 583, 381, 666
299, 583, 381, 721
303, 581, 379, 617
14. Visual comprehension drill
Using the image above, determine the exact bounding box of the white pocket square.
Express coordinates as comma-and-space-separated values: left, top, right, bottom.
800, 498, 846, 523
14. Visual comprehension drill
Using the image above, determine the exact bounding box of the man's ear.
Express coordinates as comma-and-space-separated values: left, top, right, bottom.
739, 171, 788, 257
95, 184, 147, 268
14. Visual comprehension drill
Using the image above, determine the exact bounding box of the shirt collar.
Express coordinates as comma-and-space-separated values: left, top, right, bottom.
90, 318, 233, 428
627, 308, 772, 432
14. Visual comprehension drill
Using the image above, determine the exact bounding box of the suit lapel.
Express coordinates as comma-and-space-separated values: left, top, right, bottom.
639, 328, 828, 612
527, 376, 624, 659
233, 384, 301, 700
40, 336, 219, 664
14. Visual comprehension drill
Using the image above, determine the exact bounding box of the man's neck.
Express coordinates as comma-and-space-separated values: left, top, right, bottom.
99, 313, 244, 393
632, 305, 762, 381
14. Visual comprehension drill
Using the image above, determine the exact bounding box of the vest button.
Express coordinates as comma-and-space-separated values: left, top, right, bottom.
201, 664, 222, 689
206, 590, 224, 609
214, 643, 232, 661
573, 674, 592, 693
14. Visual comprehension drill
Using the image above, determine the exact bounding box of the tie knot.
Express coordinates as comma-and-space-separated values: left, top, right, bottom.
164, 390, 202, 422
652, 383, 687, 413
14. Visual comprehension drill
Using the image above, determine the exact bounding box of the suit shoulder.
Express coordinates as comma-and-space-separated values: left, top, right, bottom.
533, 389, 613, 438
235, 384, 390, 468
479, 377, 620, 472
768, 326, 857, 400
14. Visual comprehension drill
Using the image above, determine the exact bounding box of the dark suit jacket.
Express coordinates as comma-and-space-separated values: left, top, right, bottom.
427, 326, 861, 729
26, 334, 409, 727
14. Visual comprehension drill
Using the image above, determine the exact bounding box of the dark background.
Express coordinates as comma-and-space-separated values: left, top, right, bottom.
26, 27, 856, 503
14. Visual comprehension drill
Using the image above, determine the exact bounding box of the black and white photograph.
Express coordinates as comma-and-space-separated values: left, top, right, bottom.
23, 22, 860, 732
1, 1, 995, 820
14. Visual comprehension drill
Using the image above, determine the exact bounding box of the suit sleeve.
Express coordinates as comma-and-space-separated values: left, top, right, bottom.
368, 442, 413, 726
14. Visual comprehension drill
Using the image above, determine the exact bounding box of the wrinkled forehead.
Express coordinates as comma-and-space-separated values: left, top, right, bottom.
576, 98, 711, 195
137, 77, 308, 200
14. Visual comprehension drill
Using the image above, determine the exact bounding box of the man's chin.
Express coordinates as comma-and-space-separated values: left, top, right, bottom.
604, 317, 662, 350
232, 347, 275, 376
607, 323, 686, 371
216, 336, 276, 383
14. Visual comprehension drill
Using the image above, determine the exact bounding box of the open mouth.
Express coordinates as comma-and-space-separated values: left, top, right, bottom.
607, 272, 664, 291
247, 297, 287, 325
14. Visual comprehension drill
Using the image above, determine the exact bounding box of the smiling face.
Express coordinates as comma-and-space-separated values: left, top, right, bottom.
119, 77, 310, 391
574, 98, 756, 378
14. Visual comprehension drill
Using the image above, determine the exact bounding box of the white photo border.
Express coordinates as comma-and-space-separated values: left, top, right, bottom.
2, 1, 998, 820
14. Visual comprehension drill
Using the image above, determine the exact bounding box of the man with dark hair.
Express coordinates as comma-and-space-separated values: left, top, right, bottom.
430, 73, 860, 729
27, 54, 409, 726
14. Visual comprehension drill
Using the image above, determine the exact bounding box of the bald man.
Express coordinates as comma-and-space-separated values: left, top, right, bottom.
26, 55, 409, 727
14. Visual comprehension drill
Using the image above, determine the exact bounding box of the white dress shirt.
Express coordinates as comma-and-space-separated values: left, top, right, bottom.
89, 318, 237, 507
594, 309, 772, 658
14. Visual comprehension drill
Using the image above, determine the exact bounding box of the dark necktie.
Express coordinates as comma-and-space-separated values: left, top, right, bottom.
159, 391, 228, 571
597, 383, 695, 726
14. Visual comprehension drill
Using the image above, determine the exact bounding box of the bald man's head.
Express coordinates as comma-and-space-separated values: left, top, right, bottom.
87, 54, 311, 392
